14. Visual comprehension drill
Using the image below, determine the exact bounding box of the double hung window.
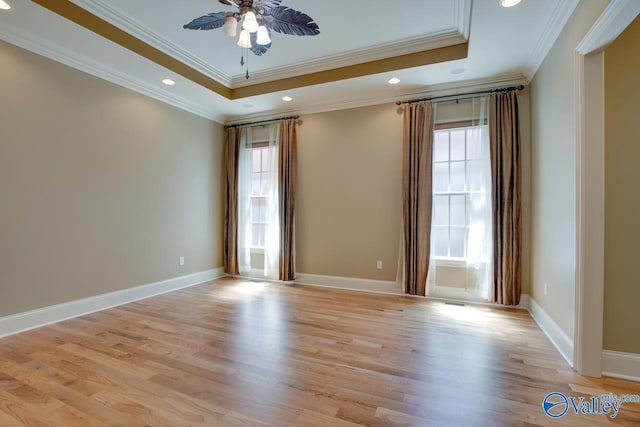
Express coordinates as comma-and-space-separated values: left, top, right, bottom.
249, 144, 270, 249
432, 126, 486, 261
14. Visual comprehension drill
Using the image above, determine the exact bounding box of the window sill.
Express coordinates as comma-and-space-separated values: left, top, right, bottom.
435, 258, 467, 268
434, 258, 489, 268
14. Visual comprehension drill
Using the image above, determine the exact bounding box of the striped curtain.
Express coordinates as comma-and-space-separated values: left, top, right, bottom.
402, 102, 435, 296
489, 92, 522, 305
223, 126, 242, 276
278, 119, 297, 281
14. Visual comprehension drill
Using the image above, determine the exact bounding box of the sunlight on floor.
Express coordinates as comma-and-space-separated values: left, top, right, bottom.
212, 280, 272, 300
432, 302, 521, 330
433, 303, 491, 323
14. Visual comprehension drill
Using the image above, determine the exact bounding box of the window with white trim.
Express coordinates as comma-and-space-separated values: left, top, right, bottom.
432, 126, 486, 260
250, 143, 270, 249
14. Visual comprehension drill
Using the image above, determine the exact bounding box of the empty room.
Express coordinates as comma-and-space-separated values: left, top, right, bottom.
0, 0, 639, 425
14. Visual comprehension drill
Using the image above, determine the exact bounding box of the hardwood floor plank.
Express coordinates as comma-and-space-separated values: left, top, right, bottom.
0, 277, 638, 426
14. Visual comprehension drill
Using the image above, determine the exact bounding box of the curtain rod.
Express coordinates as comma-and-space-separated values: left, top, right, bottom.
224, 115, 300, 129
395, 85, 525, 106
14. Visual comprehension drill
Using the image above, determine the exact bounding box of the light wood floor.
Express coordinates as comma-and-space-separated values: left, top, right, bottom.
0, 277, 638, 426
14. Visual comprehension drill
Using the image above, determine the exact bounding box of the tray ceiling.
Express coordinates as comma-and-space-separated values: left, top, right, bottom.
0, 0, 578, 122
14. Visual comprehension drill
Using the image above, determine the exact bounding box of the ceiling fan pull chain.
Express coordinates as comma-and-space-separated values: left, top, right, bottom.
239, 48, 250, 79
246, 50, 250, 79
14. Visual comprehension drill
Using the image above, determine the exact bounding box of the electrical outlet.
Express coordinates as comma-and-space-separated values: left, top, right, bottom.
544, 282, 548, 296
376, 260, 383, 270
179, 256, 185, 266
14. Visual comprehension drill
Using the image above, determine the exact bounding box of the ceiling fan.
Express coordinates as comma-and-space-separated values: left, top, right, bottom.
183, 0, 320, 79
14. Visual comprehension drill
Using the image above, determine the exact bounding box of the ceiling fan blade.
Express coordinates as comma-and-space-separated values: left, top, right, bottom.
218, 0, 234, 5
183, 12, 230, 30
253, 0, 282, 12
264, 6, 320, 36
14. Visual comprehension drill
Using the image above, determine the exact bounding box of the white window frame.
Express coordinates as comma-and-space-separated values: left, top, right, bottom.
249, 141, 270, 252
432, 123, 486, 265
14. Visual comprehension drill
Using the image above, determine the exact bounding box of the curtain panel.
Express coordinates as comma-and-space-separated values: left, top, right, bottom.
402, 102, 435, 296
489, 92, 522, 305
223, 127, 242, 275
263, 124, 281, 278
278, 119, 297, 281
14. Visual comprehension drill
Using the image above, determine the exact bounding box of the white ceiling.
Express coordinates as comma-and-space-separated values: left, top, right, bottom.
0, 0, 578, 123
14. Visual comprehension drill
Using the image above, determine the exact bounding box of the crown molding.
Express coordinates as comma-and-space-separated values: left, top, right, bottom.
0, 24, 217, 121
576, 0, 640, 55
455, 0, 472, 40
231, 31, 467, 87
68, 0, 471, 90
224, 74, 527, 124
69, 0, 233, 86
523, 0, 579, 81
396, 74, 528, 101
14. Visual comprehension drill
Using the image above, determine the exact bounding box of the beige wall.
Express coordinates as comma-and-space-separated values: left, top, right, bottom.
0, 41, 225, 317
296, 104, 403, 281
530, 0, 609, 338
295, 95, 531, 296
603, 16, 640, 354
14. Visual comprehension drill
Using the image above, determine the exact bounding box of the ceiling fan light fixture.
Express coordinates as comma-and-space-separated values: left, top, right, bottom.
237, 29, 252, 48
500, 0, 521, 7
183, 1, 320, 79
0, 1, 11, 10
242, 11, 259, 33
256, 25, 271, 45
222, 16, 237, 37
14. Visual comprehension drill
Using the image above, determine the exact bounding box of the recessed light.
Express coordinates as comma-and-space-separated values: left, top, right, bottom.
162, 78, 175, 86
282, 96, 293, 102
388, 77, 401, 85
500, 0, 521, 7
451, 68, 465, 75
0, 1, 12, 10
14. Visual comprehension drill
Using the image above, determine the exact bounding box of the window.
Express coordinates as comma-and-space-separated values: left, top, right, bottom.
237, 123, 280, 277
250, 144, 270, 249
432, 126, 486, 260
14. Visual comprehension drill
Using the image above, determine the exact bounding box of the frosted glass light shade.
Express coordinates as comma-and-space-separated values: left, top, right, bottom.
256, 26, 271, 45
222, 16, 237, 37
237, 29, 252, 48
500, 0, 521, 7
242, 11, 259, 33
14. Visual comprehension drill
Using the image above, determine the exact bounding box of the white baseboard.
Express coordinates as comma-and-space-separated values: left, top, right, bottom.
0, 267, 225, 339
294, 273, 403, 295
422, 293, 530, 309
293, 273, 532, 307
517, 294, 530, 310
528, 297, 574, 367
602, 350, 640, 381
